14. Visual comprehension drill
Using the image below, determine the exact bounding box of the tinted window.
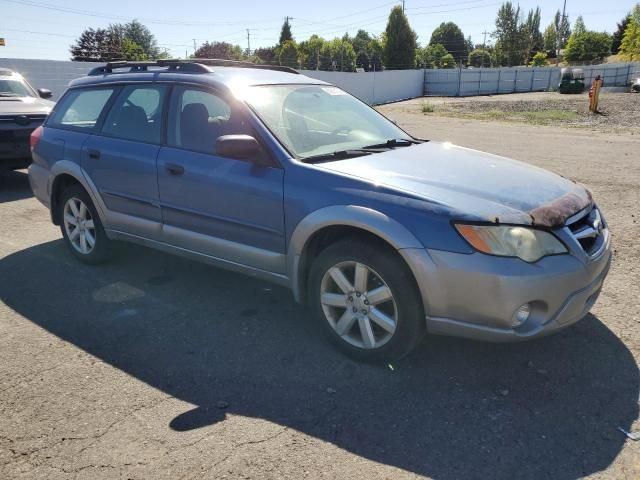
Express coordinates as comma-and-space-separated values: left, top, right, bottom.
102, 85, 167, 144
49, 88, 115, 130
168, 87, 252, 154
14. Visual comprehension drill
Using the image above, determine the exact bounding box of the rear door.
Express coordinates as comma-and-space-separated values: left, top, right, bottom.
82, 84, 167, 240
156, 85, 286, 273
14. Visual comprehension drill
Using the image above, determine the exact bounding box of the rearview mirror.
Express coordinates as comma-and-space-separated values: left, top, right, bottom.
37, 88, 52, 99
215, 135, 263, 162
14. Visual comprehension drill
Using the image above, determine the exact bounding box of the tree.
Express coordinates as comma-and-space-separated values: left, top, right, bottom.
418, 43, 449, 68
70, 21, 163, 61
564, 31, 612, 63
468, 48, 491, 67
121, 20, 161, 59
368, 37, 384, 71
279, 18, 293, 46
529, 51, 547, 66
440, 53, 456, 68
351, 30, 372, 56
620, 5, 640, 61
70, 27, 125, 61
493, 2, 525, 66
297, 35, 324, 70
612, 14, 631, 53
278, 40, 298, 68
543, 23, 557, 54
554, 9, 571, 50
194, 41, 244, 60
429, 22, 467, 64
573, 16, 586, 37
383, 6, 417, 69
356, 51, 370, 70
522, 7, 543, 61
322, 38, 356, 71
254, 47, 277, 64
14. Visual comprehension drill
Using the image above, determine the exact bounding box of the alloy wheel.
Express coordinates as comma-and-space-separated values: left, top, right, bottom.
320, 261, 398, 349
63, 197, 96, 255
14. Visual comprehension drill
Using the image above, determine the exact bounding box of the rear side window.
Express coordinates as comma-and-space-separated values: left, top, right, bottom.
101, 85, 167, 144
49, 88, 115, 130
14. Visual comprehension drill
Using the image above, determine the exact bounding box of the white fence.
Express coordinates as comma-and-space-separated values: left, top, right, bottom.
2, 58, 639, 103
424, 63, 640, 97
0, 58, 102, 100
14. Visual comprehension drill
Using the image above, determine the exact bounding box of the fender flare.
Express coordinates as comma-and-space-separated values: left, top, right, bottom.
287, 205, 433, 309
49, 161, 109, 227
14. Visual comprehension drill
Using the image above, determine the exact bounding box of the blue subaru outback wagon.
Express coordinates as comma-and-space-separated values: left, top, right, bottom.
28, 59, 611, 361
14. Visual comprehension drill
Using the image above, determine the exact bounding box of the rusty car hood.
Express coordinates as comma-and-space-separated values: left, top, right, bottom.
321, 141, 592, 228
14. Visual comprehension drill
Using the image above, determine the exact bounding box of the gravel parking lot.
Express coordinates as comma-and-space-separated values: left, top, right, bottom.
1, 113, 639, 479
396, 92, 640, 132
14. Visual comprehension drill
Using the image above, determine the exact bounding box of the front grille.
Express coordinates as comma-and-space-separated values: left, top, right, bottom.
567, 207, 606, 257
0, 114, 47, 125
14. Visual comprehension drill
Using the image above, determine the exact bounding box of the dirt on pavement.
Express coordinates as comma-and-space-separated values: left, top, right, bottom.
1, 111, 639, 479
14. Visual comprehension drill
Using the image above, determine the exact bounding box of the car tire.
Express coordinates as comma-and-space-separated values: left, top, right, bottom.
59, 184, 111, 264
308, 238, 425, 362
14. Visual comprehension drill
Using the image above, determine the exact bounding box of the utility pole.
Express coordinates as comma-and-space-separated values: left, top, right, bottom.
556, 0, 567, 66
246, 29, 251, 56
482, 30, 488, 50
193, 39, 197, 56
402, 0, 405, 13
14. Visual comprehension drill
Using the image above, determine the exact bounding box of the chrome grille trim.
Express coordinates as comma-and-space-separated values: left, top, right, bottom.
565, 206, 607, 258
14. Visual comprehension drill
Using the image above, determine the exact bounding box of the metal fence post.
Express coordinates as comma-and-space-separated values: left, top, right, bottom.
513, 68, 518, 93
457, 66, 462, 96
547, 68, 552, 91
529, 68, 535, 91
627, 63, 632, 85
478, 69, 482, 95
496, 67, 501, 94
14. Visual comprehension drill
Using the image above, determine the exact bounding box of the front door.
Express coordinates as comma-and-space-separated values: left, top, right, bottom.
156, 86, 285, 273
82, 84, 167, 240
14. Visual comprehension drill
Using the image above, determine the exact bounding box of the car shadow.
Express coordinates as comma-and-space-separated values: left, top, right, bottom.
0, 169, 33, 203
1, 239, 637, 479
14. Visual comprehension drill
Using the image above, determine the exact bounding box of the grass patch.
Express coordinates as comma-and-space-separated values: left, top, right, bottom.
433, 109, 581, 125
421, 102, 436, 113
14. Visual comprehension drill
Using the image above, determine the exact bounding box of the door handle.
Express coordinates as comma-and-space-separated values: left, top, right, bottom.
87, 148, 101, 160
165, 163, 185, 176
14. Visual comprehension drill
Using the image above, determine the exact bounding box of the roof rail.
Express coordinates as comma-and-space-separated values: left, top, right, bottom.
87, 58, 300, 76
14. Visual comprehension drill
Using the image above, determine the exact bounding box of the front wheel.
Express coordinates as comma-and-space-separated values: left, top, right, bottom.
309, 239, 425, 362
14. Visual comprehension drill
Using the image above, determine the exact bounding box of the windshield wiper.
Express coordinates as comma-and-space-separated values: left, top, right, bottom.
300, 149, 375, 164
361, 138, 421, 149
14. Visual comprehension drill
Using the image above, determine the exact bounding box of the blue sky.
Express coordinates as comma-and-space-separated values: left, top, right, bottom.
0, 0, 633, 60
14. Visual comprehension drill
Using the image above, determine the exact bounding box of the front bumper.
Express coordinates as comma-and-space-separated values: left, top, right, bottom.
0, 125, 39, 168
401, 226, 611, 342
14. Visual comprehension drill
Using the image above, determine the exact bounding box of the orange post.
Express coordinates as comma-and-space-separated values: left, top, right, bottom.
589, 76, 603, 113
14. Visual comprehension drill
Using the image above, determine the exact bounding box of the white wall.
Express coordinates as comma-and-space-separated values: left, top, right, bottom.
0, 58, 102, 100
301, 69, 424, 104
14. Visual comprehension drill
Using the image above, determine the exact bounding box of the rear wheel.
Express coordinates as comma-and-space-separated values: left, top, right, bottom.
59, 185, 111, 264
309, 239, 425, 362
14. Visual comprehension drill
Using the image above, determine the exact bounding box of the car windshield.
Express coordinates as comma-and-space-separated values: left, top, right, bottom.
0, 78, 34, 97
242, 84, 413, 159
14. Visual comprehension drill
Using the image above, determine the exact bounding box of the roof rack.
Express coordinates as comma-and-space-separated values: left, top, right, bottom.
87, 58, 300, 76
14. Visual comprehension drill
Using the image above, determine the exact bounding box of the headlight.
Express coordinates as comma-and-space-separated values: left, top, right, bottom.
454, 224, 567, 262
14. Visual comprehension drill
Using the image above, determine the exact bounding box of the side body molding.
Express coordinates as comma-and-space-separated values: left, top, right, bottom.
287, 205, 436, 312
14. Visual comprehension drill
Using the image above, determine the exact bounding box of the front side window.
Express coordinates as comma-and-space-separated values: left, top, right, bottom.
0, 77, 34, 97
101, 85, 167, 144
49, 88, 115, 130
168, 87, 252, 154
242, 85, 412, 158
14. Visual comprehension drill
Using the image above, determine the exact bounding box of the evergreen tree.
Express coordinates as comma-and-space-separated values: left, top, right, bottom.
612, 14, 631, 53
620, 4, 640, 61
429, 22, 467, 64
493, 2, 525, 66
573, 16, 586, 36
523, 7, 543, 61
279, 18, 293, 46
383, 6, 417, 69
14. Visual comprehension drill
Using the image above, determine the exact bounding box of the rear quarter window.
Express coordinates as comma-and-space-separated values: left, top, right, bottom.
48, 88, 115, 130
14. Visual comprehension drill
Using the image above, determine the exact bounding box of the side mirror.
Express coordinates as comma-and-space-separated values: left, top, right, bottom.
215, 134, 264, 163
37, 88, 52, 99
